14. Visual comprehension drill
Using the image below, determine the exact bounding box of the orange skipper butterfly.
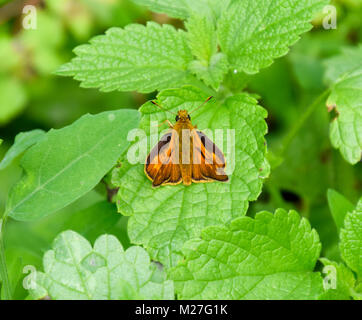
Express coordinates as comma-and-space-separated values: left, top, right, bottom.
145, 97, 228, 187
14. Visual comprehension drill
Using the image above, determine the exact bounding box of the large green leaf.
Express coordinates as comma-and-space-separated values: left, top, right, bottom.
113, 85, 269, 268
56, 22, 194, 93
6, 109, 140, 221
327, 68, 362, 164
169, 209, 323, 299
217, 0, 328, 74
29, 231, 174, 300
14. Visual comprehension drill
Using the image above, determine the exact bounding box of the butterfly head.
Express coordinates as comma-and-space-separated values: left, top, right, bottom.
175, 110, 191, 122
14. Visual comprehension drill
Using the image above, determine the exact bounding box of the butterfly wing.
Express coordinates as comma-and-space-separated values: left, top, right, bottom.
191, 129, 228, 183
145, 131, 182, 187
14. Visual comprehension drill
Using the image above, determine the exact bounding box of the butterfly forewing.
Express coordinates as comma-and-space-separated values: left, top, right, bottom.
145, 131, 182, 187
191, 130, 228, 182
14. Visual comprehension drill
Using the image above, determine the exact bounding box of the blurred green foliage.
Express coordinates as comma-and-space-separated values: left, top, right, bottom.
0, 0, 361, 299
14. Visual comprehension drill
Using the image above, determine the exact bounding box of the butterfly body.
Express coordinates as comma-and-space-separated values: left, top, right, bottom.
173, 111, 194, 186
145, 108, 228, 188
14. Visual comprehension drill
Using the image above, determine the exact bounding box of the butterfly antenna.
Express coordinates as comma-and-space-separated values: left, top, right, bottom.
190, 96, 213, 114
151, 101, 177, 115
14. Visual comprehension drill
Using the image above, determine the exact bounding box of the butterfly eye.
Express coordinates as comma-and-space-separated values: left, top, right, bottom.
187, 114, 191, 120
175, 115, 180, 121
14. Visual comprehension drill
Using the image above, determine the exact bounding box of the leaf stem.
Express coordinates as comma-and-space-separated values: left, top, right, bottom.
279, 89, 330, 157
0, 214, 11, 300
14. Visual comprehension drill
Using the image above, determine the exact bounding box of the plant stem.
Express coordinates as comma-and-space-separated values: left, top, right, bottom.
279, 89, 330, 157
0, 214, 11, 300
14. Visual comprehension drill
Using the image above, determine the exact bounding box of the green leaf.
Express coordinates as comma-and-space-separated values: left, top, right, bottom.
327, 68, 362, 164
186, 15, 217, 63
3, 192, 112, 299
340, 198, 362, 278
0, 130, 46, 170
327, 189, 355, 232
131, 0, 190, 19
185, 12, 229, 89
324, 45, 362, 83
113, 85, 269, 268
217, 0, 328, 74
0, 78, 27, 125
169, 209, 323, 300
319, 258, 356, 300
61, 201, 123, 244
131, 0, 232, 20
188, 53, 229, 90
29, 231, 174, 300
56, 22, 194, 93
6, 109, 140, 221
0, 34, 20, 73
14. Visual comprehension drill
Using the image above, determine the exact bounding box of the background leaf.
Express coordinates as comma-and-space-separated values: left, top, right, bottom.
29, 231, 174, 300
319, 258, 356, 300
340, 198, 362, 278
6, 109, 139, 221
131, 0, 190, 19
327, 189, 354, 232
327, 68, 362, 164
169, 209, 323, 299
131, 0, 232, 20
113, 85, 269, 268
324, 45, 362, 83
217, 0, 328, 74
0, 130, 46, 171
56, 22, 194, 93
60, 200, 126, 244
0, 78, 27, 126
